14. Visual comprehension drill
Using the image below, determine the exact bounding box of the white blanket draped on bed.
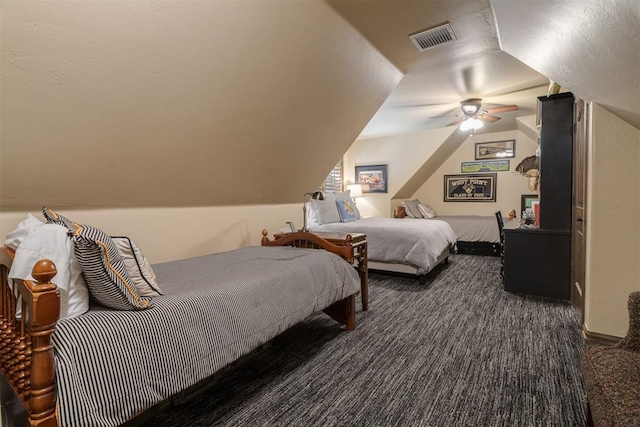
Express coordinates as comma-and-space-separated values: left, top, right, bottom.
308, 217, 457, 275
52, 246, 360, 427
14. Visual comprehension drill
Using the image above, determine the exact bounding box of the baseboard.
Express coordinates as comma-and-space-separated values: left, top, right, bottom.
583, 327, 622, 346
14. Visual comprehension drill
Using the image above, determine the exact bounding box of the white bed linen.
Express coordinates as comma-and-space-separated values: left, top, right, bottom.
8, 223, 90, 319
422, 215, 499, 243
308, 217, 457, 275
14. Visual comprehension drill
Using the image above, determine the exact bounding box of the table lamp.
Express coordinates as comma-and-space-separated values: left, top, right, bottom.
346, 184, 363, 201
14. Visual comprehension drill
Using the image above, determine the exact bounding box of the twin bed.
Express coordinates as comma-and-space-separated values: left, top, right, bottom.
416, 215, 500, 256
0, 220, 361, 427
306, 193, 458, 278
0, 198, 481, 426
309, 217, 456, 276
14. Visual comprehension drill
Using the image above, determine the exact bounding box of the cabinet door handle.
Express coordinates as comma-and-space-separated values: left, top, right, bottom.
576, 217, 584, 222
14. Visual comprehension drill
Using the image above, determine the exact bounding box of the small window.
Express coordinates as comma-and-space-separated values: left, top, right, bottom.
322, 159, 343, 193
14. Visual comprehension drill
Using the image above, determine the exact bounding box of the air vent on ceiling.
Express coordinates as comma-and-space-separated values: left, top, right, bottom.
409, 22, 457, 52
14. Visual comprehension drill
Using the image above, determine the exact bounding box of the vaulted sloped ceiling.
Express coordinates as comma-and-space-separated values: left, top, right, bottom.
493, 0, 640, 131
0, 1, 402, 211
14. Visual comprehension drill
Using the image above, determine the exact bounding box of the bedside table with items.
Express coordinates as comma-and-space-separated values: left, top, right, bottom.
271, 231, 369, 311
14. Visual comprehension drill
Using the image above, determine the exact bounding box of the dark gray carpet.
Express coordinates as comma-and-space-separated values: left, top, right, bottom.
142, 254, 586, 426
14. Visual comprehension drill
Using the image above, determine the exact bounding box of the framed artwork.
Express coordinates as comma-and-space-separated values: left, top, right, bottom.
475, 140, 516, 160
355, 164, 388, 193
521, 194, 540, 212
461, 160, 510, 173
444, 173, 496, 202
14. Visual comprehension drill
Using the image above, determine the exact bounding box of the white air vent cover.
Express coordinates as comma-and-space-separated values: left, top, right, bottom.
409, 22, 457, 52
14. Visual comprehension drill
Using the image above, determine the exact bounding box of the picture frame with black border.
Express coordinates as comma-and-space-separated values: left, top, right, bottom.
474, 140, 516, 160
355, 164, 388, 193
521, 194, 540, 212
444, 173, 497, 202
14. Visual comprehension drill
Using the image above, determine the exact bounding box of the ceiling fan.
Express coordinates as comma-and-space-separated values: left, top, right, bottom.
444, 98, 519, 131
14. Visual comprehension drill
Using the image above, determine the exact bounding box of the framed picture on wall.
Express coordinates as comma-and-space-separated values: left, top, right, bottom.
521, 194, 540, 212
355, 164, 388, 193
444, 173, 496, 202
461, 160, 510, 173
475, 140, 516, 160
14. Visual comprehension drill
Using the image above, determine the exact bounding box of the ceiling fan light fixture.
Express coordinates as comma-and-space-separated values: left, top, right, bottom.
460, 117, 484, 132
460, 98, 482, 115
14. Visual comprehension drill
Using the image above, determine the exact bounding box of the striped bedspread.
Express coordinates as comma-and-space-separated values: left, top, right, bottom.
309, 217, 457, 275
52, 246, 360, 427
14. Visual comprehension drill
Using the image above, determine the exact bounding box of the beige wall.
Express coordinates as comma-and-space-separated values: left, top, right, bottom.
0, 0, 401, 211
343, 127, 456, 217
1, 205, 302, 264
344, 128, 536, 218
393, 130, 536, 216
584, 104, 640, 337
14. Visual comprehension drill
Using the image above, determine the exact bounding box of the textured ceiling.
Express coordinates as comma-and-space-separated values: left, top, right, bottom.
328, 0, 640, 138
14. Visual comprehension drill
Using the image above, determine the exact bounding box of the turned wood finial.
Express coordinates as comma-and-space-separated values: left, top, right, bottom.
31, 260, 57, 285
261, 229, 269, 244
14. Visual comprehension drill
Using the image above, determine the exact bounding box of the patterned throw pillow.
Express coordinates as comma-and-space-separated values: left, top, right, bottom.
42, 206, 74, 229
42, 208, 152, 310
336, 200, 358, 222
70, 223, 152, 310
328, 191, 361, 219
418, 203, 437, 219
111, 236, 162, 297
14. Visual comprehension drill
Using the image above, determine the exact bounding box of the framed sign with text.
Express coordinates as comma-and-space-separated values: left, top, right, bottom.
444, 173, 497, 202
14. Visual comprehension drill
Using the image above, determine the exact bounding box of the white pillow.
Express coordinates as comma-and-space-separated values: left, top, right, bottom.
404, 200, 423, 218
418, 203, 437, 219
402, 202, 415, 218
8, 223, 89, 320
335, 191, 351, 202
111, 236, 162, 297
322, 192, 337, 203
310, 199, 341, 224
4, 214, 44, 250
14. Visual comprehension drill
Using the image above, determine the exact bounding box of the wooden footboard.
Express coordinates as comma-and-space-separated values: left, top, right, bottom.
261, 229, 357, 331
0, 249, 59, 427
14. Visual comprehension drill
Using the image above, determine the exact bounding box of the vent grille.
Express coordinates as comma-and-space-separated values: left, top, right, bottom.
409, 22, 457, 52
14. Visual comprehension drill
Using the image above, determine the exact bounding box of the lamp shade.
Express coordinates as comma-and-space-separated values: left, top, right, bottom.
346, 184, 363, 198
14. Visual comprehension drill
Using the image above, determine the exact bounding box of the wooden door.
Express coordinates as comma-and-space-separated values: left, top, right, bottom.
572, 98, 588, 323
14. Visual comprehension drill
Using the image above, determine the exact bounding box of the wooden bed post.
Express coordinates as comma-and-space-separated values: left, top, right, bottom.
20, 260, 60, 427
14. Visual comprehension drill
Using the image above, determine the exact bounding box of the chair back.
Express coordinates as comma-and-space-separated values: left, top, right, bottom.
495, 211, 505, 243
495, 211, 505, 280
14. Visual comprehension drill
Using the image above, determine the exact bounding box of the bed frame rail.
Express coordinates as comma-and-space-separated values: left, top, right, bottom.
1, 250, 59, 427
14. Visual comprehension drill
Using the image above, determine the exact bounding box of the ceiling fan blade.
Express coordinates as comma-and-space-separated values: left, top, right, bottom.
391, 101, 458, 110
480, 114, 501, 123
430, 114, 461, 119
484, 104, 519, 114
446, 118, 464, 126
